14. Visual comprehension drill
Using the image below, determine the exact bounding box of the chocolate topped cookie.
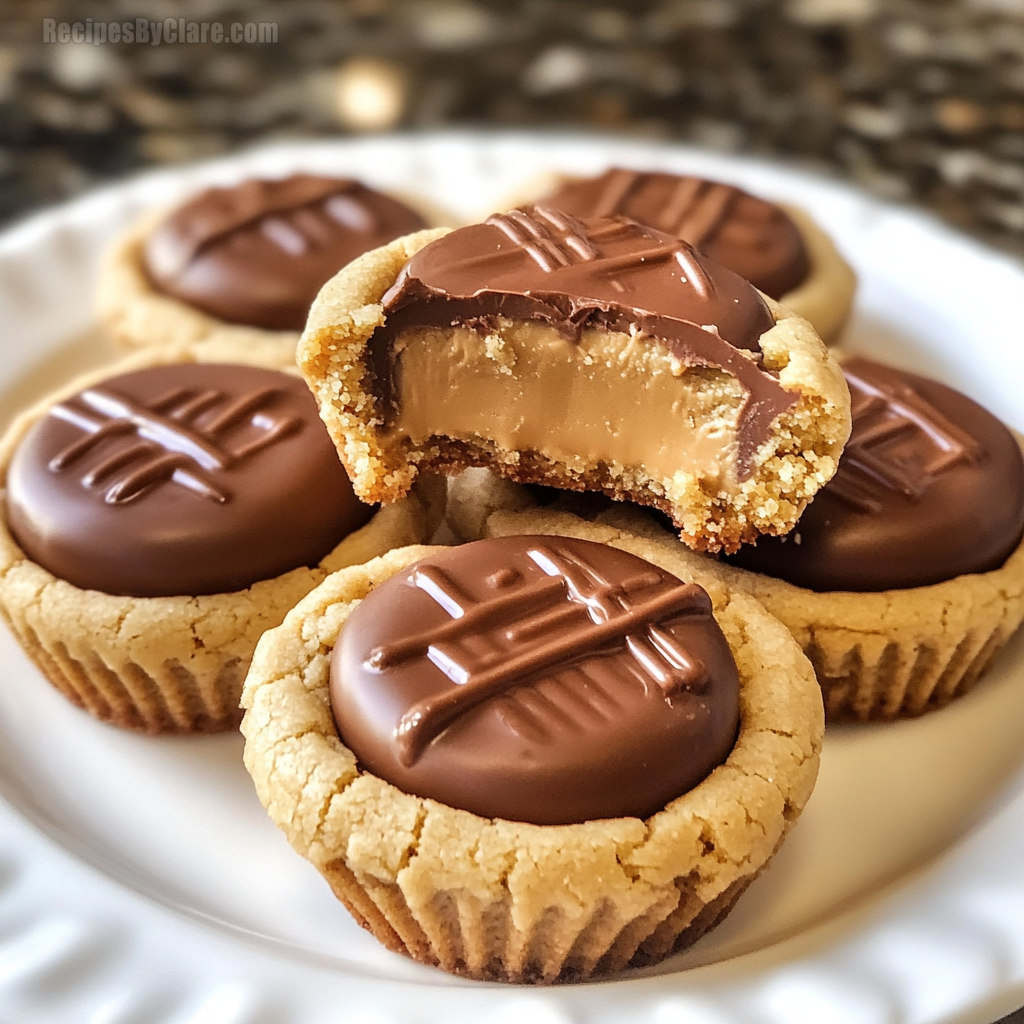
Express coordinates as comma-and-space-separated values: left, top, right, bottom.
241, 525, 824, 981
143, 175, 428, 332
331, 535, 740, 825
5, 362, 374, 597
541, 168, 810, 299
299, 216, 850, 554
726, 357, 1024, 591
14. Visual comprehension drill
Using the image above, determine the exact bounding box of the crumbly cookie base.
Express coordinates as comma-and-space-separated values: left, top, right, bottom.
0, 348, 445, 734
240, 531, 823, 983
520, 500, 1024, 722
298, 230, 851, 555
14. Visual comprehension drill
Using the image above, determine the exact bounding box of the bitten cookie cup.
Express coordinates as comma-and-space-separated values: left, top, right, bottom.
0, 348, 445, 734
98, 175, 438, 370
298, 219, 851, 556
501, 168, 857, 344
240, 536, 823, 984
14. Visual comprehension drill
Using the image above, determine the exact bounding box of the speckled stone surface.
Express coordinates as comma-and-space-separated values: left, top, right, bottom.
0, 0, 1022, 263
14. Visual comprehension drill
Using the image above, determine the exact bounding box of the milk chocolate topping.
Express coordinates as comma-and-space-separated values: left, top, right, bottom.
726, 357, 1024, 591
542, 168, 811, 299
144, 175, 427, 331
375, 207, 794, 476
6, 363, 374, 597
332, 535, 740, 825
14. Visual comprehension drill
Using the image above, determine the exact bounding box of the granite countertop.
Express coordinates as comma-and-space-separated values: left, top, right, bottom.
0, 0, 1021, 263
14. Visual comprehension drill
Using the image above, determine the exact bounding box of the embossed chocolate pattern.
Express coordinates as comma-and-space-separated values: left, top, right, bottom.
332, 535, 740, 825
543, 168, 811, 299
144, 175, 427, 331
726, 357, 1024, 591
374, 206, 794, 477
5, 363, 375, 597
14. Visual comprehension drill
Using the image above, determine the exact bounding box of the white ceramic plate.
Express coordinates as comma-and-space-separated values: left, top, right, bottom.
0, 132, 1023, 1024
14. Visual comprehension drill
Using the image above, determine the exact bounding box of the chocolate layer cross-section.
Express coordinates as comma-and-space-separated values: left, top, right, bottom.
5, 363, 375, 597
726, 357, 1024, 591
331, 535, 740, 825
144, 175, 427, 331
541, 168, 810, 299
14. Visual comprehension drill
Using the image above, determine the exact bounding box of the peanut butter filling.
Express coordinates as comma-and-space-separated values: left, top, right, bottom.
371, 208, 798, 485
385, 319, 750, 492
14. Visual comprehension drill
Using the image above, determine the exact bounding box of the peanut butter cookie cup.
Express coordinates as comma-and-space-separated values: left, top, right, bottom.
721, 356, 1024, 720
0, 348, 443, 733
99, 174, 435, 368
240, 528, 823, 983
298, 210, 850, 555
